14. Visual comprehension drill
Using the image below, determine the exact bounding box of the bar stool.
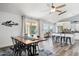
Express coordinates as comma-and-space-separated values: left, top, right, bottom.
65, 34, 73, 45
55, 34, 61, 43
60, 34, 65, 47
52, 34, 55, 41
52, 33, 57, 43
52, 33, 61, 43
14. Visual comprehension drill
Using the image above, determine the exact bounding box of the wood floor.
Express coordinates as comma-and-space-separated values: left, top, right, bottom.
39, 38, 79, 56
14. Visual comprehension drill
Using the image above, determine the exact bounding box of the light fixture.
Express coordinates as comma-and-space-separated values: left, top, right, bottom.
51, 8, 56, 12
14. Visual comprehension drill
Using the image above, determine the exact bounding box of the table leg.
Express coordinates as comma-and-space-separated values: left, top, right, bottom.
32, 43, 39, 56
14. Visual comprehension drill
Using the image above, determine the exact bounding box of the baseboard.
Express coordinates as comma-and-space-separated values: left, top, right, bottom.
0, 45, 13, 50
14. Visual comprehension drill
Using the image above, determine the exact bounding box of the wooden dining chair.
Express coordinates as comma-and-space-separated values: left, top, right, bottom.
29, 36, 40, 56
10, 37, 23, 56
10, 37, 18, 55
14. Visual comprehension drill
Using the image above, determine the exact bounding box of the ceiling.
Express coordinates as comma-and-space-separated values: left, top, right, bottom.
0, 3, 79, 23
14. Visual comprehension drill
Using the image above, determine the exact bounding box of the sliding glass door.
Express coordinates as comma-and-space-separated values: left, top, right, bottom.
25, 20, 39, 36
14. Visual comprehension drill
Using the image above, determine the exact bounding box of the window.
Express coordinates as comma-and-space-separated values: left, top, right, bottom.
25, 20, 39, 36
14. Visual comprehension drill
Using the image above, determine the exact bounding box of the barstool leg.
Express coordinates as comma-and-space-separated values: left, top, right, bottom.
60, 37, 63, 47
63, 37, 66, 45
65, 37, 68, 45
57, 36, 60, 43
69, 37, 72, 45
56, 37, 57, 43
56, 37, 58, 43
52, 36, 54, 43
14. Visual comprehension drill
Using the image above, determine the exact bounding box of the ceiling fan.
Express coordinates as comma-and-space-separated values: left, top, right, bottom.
48, 3, 66, 15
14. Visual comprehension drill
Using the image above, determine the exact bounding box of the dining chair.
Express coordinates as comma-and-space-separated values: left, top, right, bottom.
30, 36, 40, 56
10, 37, 22, 56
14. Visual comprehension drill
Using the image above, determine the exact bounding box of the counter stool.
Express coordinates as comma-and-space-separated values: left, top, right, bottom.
52, 34, 61, 43
55, 34, 61, 43
65, 34, 73, 45
60, 34, 65, 47
52, 35, 55, 41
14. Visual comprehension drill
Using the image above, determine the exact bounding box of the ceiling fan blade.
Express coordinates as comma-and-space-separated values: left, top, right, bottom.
56, 10, 62, 12
58, 11, 66, 15
56, 4, 66, 9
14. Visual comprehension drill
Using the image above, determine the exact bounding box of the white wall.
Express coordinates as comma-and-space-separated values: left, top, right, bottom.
0, 12, 21, 48
74, 23, 79, 40
69, 15, 79, 40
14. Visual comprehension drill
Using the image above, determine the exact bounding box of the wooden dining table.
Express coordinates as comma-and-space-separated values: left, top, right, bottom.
15, 36, 47, 56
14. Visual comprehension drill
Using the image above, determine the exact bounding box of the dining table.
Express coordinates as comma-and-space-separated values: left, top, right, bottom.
15, 36, 47, 56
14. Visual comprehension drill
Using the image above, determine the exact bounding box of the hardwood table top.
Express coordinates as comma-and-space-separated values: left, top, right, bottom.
15, 36, 46, 45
